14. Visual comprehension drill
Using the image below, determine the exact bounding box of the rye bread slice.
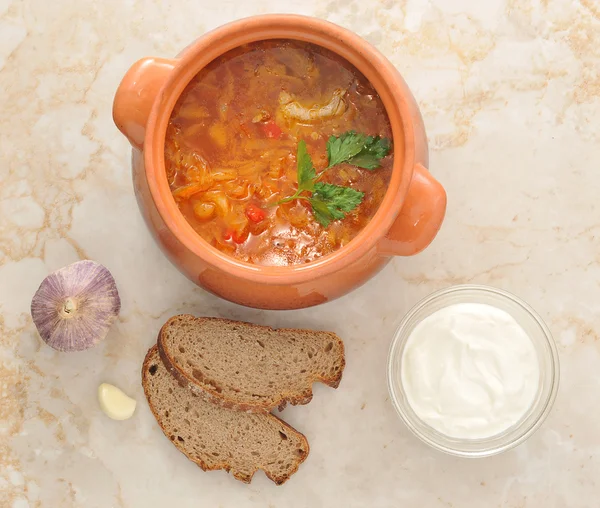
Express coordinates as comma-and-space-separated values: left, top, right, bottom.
142, 346, 309, 485
157, 315, 345, 412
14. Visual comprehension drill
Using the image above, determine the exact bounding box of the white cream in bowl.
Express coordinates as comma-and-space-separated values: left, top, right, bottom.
399, 302, 540, 440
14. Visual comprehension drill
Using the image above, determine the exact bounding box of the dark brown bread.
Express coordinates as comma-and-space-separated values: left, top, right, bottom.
157, 315, 345, 412
142, 346, 309, 485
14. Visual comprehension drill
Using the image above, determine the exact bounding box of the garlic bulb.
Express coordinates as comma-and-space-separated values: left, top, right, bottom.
30, 260, 121, 351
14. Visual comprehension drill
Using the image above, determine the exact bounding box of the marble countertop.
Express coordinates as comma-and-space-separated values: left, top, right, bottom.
2, 0, 599, 506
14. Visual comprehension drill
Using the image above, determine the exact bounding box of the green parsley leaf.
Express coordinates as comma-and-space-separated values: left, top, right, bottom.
309, 182, 365, 227
296, 140, 316, 192
309, 196, 340, 228
347, 135, 391, 169
326, 131, 391, 170
313, 182, 364, 211
278, 132, 384, 226
326, 131, 366, 168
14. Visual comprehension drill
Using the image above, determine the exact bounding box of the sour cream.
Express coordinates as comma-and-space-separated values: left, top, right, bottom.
400, 303, 540, 439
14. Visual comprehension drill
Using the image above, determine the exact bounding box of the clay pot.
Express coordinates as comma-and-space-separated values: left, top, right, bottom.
113, 15, 446, 309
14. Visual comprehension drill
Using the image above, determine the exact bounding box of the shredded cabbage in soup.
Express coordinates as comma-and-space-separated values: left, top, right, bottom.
165, 40, 395, 266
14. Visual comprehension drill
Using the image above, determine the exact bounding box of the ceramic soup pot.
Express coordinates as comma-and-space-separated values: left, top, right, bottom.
113, 15, 446, 310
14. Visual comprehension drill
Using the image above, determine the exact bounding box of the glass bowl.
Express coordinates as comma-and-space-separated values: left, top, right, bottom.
387, 284, 560, 457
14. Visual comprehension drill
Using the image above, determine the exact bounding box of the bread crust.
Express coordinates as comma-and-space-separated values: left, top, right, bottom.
141, 345, 309, 485
157, 315, 345, 413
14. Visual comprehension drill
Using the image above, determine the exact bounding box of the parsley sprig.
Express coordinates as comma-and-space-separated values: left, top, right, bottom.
326, 131, 391, 170
277, 131, 391, 227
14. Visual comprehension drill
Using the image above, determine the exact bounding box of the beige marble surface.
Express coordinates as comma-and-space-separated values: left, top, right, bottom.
1, 0, 599, 506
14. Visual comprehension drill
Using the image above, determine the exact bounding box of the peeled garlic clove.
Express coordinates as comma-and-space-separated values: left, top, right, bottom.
98, 383, 137, 420
30, 260, 121, 352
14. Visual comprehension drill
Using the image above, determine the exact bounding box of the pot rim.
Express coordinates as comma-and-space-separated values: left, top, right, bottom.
144, 14, 416, 284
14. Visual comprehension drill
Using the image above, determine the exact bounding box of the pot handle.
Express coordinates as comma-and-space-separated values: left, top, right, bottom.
113, 57, 176, 150
377, 163, 447, 256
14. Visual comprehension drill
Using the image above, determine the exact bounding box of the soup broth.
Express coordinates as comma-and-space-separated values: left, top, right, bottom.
165, 40, 395, 266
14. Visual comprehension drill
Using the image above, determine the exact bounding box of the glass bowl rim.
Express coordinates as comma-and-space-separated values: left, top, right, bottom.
386, 284, 560, 458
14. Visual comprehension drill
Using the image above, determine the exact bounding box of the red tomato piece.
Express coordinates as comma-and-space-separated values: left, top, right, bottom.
224, 229, 247, 244
262, 120, 282, 139
246, 204, 266, 223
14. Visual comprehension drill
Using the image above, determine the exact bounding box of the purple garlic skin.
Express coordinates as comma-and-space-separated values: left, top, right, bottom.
31, 260, 121, 352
